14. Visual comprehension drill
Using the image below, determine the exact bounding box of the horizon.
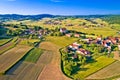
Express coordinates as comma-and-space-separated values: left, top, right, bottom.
0, 13, 120, 16
0, 0, 120, 15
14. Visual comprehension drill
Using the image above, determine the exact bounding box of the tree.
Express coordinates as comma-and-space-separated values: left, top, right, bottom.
81, 56, 86, 67
34, 26, 42, 31
58, 32, 63, 36
64, 63, 72, 76
55, 27, 59, 32
7, 30, 12, 36
78, 54, 82, 63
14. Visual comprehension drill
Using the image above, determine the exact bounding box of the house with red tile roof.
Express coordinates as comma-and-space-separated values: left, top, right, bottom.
60, 28, 67, 33
74, 34, 80, 38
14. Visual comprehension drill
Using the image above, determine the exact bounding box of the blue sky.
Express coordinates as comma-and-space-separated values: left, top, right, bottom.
0, 0, 120, 15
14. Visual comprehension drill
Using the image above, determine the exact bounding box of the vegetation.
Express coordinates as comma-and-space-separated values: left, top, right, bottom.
0, 37, 18, 55
19, 39, 40, 47
60, 48, 115, 79
46, 36, 78, 47
86, 61, 120, 79
0, 15, 120, 80
102, 15, 120, 24
0, 38, 12, 46
73, 56, 115, 79
23, 48, 43, 63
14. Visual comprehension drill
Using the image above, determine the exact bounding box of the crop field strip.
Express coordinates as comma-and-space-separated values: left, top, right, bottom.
71, 56, 115, 79
38, 42, 71, 80
86, 61, 120, 79
0, 38, 12, 46
0, 50, 53, 80
23, 48, 43, 63
0, 45, 32, 74
0, 37, 19, 55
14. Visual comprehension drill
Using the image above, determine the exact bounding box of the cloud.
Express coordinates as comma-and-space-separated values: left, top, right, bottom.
50, 0, 64, 2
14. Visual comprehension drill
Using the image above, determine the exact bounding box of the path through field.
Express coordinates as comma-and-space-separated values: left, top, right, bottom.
38, 42, 71, 80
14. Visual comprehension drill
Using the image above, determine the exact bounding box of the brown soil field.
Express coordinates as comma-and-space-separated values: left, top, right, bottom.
0, 45, 32, 74
0, 42, 13, 55
38, 42, 71, 80
86, 61, 120, 80
0, 50, 53, 80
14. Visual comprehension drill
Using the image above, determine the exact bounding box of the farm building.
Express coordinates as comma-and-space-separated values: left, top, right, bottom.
60, 28, 67, 33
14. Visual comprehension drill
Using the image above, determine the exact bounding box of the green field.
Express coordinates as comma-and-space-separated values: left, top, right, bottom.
0, 50, 53, 80
73, 56, 115, 79
5, 18, 119, 37
86, 61, 120, 79
19, 39, 40, 46
23, 48, 43, 63
0, 38, 12, 46
68, 27, 117, 37
46, 36, 78, 47
0, 37, 19, 55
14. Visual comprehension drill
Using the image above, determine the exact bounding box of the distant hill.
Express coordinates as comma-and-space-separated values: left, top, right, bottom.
0, 14, 54, 21
0, 14, 120, 24
102, 15, 120, 24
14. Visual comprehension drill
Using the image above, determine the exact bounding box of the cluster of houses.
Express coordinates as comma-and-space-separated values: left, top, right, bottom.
82, 36, 120, 53
24, 29, 49, 38
67, 42, 91, 58
60, 28, 80, 38
65, 30, 120, 59
44, 20, 62, 25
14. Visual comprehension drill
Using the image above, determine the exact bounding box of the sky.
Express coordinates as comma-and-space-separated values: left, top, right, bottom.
0, 0, 120, 15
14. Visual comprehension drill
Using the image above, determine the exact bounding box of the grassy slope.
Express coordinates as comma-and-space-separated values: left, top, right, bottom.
73, 56, 115, 79
6, 18, 118, 37
19, 39, 40, 46
0, 38, 12, 46
0, 37, 18, 55
68, 27, 117, 37
23, 48, 43, 63
46, 36, 78, 47
86, 61, 120, 79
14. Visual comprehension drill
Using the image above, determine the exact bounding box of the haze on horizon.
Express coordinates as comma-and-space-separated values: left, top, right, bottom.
0, 0, 120, 15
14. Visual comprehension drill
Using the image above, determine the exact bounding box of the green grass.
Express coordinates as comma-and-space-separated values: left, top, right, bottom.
0, 38, 12, 46
68, 27, 117, 37
72, 56, 115, 79
46, 36, 78, 47
86, 61, 120, 80
0, 37, 19, 55
23, 48, 43, 63
19, 39, 40, 46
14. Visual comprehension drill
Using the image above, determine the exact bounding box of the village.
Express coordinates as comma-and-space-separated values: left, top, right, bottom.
23, 27, 120, 58
58, 27, 120, 60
